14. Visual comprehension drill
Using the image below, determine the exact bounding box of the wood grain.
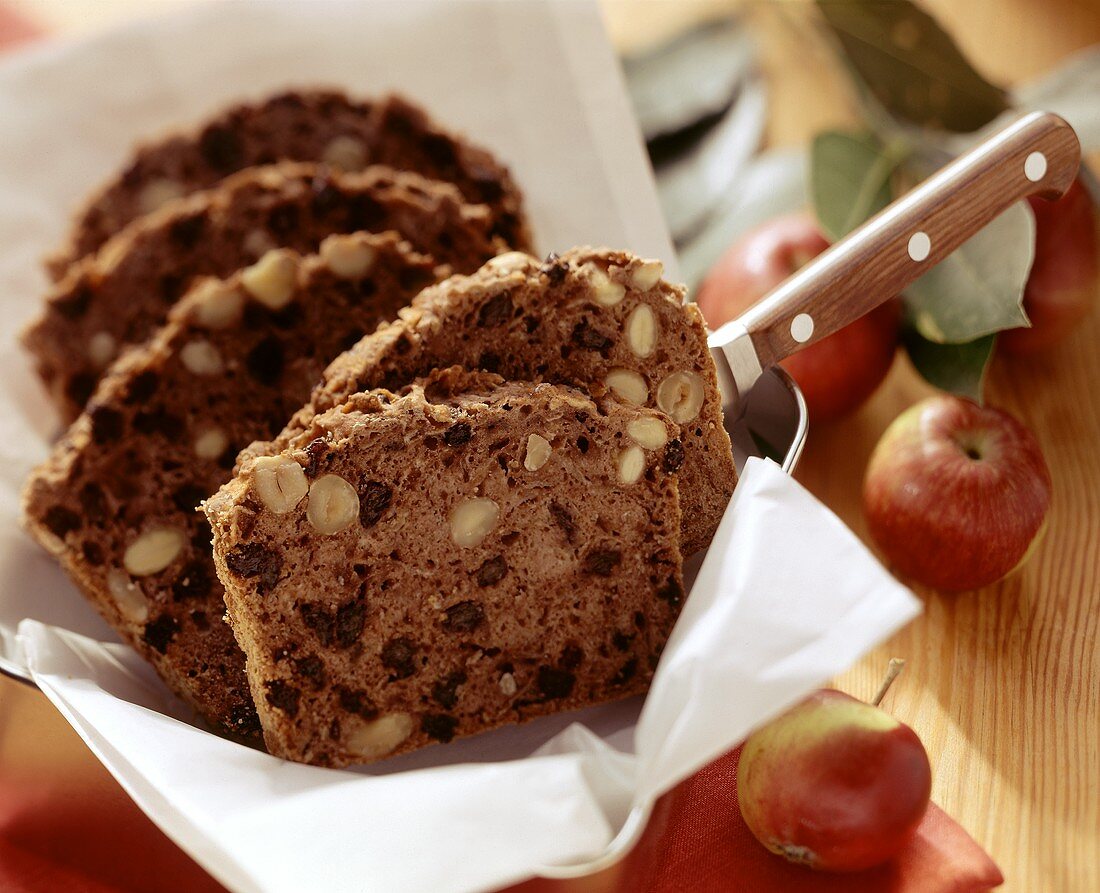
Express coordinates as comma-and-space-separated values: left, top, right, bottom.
804, 296, 1100, 893
746, 4, 1100, 890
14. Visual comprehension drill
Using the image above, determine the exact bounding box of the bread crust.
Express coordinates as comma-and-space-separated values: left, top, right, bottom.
47, 90, 529, 278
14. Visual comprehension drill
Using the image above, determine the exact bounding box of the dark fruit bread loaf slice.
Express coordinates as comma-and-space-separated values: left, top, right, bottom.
48, 91, 529, 277
23, 162, 504, 422
243, 248, 735, 555
205, 368, 684, 765
21, 233, 440, 738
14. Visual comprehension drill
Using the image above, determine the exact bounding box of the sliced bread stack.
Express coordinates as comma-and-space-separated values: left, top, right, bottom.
23, 90, 737, 763
23, 92, 528, 737
207, 248, 736, 761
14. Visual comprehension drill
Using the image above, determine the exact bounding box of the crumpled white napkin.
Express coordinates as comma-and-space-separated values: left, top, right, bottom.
19, 459, 919, 893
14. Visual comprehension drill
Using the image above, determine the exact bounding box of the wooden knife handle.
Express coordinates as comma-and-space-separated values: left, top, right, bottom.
730, 111, 1080, 367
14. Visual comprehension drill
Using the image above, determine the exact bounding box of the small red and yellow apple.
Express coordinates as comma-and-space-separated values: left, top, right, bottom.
738, 685, 931, 872
862, 395, 1052, 591
696, 211, 900, 424
1000, 177, 1099, 355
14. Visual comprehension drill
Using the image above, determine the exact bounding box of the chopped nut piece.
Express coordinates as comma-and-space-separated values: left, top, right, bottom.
583, 263, 625, 306
138, 178, 185, 215
180, 340, 224, 376
123, 528, 185, 576
192, 280, 245, 329
320, 235, 377, 279
657, 372, 705, 423
450, 497, 499, 548
194, 427, 228, 460
626, 304, 657, 358
322, 135, 368, 171
307, 474, 360, 535
617, 445, 645, 484
252, 455, 308, 514
631, 259, 664, 290
524, 433, 552, 471
107, 568, 148, 623
87, 331, 117, 368
628, 416, 668, 450
605, 368, 648, 404
96, 236, 128, 272
347, 712, 415, 760
499, 673, 518, 696
241, 250, 298, 310
485, 251, 533, 274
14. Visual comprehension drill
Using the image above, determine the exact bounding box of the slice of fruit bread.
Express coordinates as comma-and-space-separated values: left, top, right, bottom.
243, 248, 736, 555
48, 90, 528, 277
206, 368, 684, 765
24, 162, 505, 421
22, 233, 439, 739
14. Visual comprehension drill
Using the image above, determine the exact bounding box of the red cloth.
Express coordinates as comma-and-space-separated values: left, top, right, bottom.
646, 748, 1002, 892
510, 747, 1002, 893
0, 7, 1002, 893
0, 746, 1003, 893
0, 2, 41, 51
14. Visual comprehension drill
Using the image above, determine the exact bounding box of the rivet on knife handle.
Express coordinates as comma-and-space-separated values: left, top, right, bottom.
710, 111, 1081, 395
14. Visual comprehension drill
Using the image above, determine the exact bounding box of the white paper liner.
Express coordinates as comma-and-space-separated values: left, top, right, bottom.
18, 459, 919, 892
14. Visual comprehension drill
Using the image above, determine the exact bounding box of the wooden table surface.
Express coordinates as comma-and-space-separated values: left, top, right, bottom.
732, 2, 1100, 891
2, 2, 1098, 892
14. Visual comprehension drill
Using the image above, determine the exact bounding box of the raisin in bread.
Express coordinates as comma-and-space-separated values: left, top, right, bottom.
242, 248, 735, 555
48, 91, 528, 277
21, 233, 439, 738
23, 162, 505, 422
205, 368, 684, 765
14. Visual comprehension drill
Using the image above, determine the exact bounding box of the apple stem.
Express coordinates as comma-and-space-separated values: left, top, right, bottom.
871, 658, 906, 707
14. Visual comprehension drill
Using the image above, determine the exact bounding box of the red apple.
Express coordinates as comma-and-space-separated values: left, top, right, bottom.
696, 211, 900, 424
863, 396, 1052, 591
1000, 177, 1099, 354
737, 688, 932, 872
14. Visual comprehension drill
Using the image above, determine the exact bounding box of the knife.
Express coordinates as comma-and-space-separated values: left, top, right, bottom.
709, 111, 1081, 424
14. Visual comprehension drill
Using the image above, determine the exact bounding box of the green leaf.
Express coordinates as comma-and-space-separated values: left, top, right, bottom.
903, 329, 995, 402
905, 199, 1035, 343
810, 130, 901, 242
816, 0, 1009, 133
